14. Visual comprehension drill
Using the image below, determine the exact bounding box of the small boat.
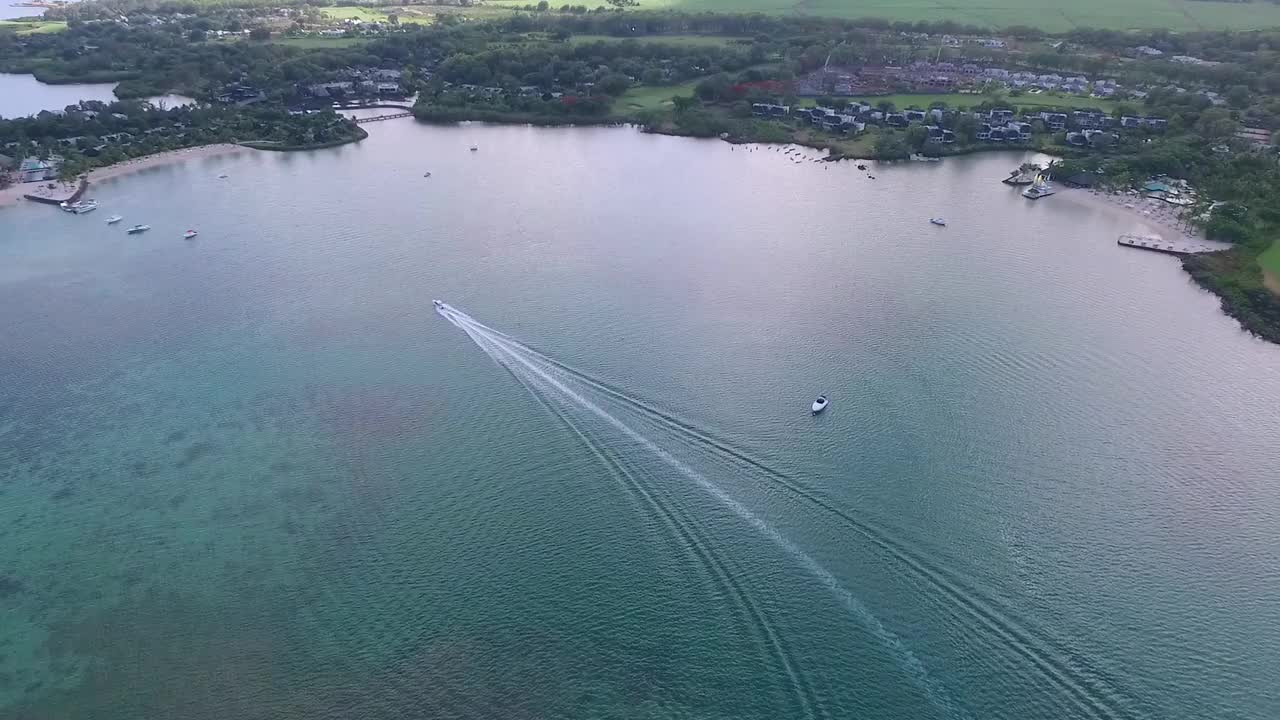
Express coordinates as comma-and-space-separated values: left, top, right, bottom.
183, 230, 198, 239
423, 171, 432, 177
930, 217, 946, 226
469, 145, 478, 152
433, 299, 444, 309
857, 163, 868, 170
106, 215, 123, 224
126, 224, 150, 234
217, 174, 228, 179
812, 395, 829, 414
1022, 175, 1056, 200
73, 200, 99, 214
867, 175, 876, 180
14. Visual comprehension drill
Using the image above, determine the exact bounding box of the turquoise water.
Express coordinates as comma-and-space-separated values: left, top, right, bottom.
2, 122, 1279, 719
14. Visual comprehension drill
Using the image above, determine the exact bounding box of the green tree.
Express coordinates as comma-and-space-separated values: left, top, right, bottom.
904, 124, 928, 150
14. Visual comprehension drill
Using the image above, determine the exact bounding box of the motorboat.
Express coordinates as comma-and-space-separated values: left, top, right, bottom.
217, 174, 228, 179
867, 175, 876, 180
424, 171, 432, 177
433, 299, 444, 309
470, 145, 478, 152
812, 395, 829, 414
856, 163, 868, 170
106, 215, 123, 224
930, 217, 946, 226
61, 199, 97, 213
1022, 175, 1056, 200
126, 224, 150, 234
183, 230, 198, 239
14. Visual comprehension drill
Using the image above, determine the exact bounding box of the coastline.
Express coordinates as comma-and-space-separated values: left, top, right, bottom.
1, 144, 246, 209
1053, 185, 1206, 243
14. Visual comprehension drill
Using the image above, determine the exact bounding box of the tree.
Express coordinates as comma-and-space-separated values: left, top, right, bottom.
387, 13, 399, 25
904, 124, 928, 150
1226, 85, 1250, 110
695, 73, 732, 102
536, 0, 549, 9
249, 27, 272, 42
873, 132, 909, 160
188, 28, 206, 43
596, 72, 631, 96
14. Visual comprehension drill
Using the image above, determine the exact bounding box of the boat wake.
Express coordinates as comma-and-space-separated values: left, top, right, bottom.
436, 302, 1145, 720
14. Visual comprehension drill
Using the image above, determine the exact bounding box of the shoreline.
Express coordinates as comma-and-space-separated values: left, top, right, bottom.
1053, 185, 1208, 244
1, 144, 246, 209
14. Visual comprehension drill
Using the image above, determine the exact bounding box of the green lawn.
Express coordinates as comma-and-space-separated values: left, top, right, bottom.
274, 36, 369, 48
637, 0, 1280, 31
842, 92, 1117, 113
321, 6, 433, 24
1260, 238, 1280, 277
615, 79, 701, 112
570, 33, 747, 47
0, 19, 67, 34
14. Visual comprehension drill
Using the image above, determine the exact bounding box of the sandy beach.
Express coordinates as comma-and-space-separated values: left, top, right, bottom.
1, 144, 247, 209
1056, 185, 1206, 243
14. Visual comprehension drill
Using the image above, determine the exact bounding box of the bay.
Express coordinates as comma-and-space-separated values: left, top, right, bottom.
1, 120, 1278, 720
0, 72, 194, 119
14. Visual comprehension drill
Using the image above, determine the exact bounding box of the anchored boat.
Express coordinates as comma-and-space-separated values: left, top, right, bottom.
812, 395, 829, 414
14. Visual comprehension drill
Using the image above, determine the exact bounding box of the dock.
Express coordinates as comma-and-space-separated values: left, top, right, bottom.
1117, 233, 1230, 256
353, 112, 412, 124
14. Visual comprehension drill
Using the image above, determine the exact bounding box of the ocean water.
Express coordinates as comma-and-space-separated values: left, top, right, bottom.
1, 122, 1278, 719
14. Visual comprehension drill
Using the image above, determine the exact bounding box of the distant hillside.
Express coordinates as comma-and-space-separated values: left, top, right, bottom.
640, 0, 1280, 32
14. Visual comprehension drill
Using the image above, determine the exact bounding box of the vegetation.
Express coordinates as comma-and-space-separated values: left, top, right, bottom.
0, 19, 67, 35
0, 101, 365, 179
645, 0, 1280, 32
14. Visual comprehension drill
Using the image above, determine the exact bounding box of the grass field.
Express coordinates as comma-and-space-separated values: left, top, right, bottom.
637, 0, 1280, 31
1259, 239, 1280, 288
570, 33, 746, 47
321, 6, 434, 24
840, 92, 1117, 112
614, 79, 701, 112
0, 19, 67, 34
274, 36, 369, 48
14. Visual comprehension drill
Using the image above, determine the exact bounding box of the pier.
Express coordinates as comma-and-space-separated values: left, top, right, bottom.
353, 112, 412, 124
1117, 234, 1230, 256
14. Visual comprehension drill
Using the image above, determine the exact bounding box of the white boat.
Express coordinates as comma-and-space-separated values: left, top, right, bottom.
106, 215, 123, 224
1022, 175, 1056, 200
126, 224, 150, 234
930, 217, 946, 226
433, 299, 444, 309
183, 230, 198, 239
812, 395, 829, 414
73, 199, 99, 214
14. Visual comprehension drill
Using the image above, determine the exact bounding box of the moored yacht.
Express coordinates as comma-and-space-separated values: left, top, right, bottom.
1022, 175, 1056, 200
106, 215, 123, 224
73, 199, 99, 214
930, 217, 946, 226
126, 224, 150, 234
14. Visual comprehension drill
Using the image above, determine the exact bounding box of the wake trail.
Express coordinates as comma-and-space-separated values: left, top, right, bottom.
442, 306, 969, 720
492, 350, 824, 720
443, 306, 1137, 720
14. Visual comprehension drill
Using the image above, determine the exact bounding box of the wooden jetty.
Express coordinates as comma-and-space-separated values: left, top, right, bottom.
353, 112, 412, 124
1117, 233, 1226, 256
